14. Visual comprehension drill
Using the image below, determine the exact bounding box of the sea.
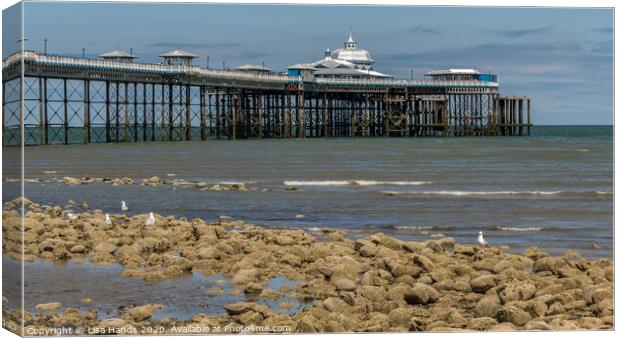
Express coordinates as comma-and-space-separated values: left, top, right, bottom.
2, 125, 614, 259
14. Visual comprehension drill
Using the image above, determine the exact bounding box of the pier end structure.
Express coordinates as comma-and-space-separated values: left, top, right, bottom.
2, 50, 531, 145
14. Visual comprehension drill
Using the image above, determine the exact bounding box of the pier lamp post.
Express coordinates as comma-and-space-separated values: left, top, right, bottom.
207, 56, 210, 69
82, 48, 85, 58
44, 38, 47, 55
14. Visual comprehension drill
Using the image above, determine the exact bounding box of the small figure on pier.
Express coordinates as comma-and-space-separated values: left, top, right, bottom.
121, 201, 129, 212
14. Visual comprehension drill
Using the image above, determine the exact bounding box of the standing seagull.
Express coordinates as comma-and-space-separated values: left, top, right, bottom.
121, 201, 129, 212
144, 212, 156, 227
66, 212, 79, 221
478, 231, 488, 247
105, 213, 112, 226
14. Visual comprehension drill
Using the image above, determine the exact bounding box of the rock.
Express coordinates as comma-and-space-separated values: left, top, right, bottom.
297, 314, 321, 332
207, 288, 224, 297
524, 321, 552, 330
404, 283, 439, 305
99, 318, 127, 331
144, 176, 162, 185
322, 297, 351, 313
584, 286, 612, 305
197, 247, 221, 260
577, 317, 605, 329
231, 268, 258, 286
275, 235, 295, 246
412, 255, 435, 271
454, 244, 476, 256
499, 282, 536, 303
523, 246, 548, 260
533, 256, 566, 274
223, 302, 254, 315
244, 282, 263, 294
35, 302, 62, 313
63, 177, 82, 185
474, 295, 500, 318
334, 279, 356, 291
69, 245, 86, 254
259, 289, 280, 299
93, 242, 117, 254
357, 285, 387, 302
128, 304, 163, 321
469, 317, 498, 331
238, 311, 262, 325
80, 298, 93, 305
496, 306, 532, 326
470, 275, 496, 293
388, 308, 412, 327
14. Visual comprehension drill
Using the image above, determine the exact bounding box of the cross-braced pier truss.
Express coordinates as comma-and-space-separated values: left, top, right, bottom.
2, 51, 531, 145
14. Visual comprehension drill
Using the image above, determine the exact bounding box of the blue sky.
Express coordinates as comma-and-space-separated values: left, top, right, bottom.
3, 3, 613, 125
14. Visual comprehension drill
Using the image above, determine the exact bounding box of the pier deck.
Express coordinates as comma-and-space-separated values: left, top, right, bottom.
2, 51, 531, 145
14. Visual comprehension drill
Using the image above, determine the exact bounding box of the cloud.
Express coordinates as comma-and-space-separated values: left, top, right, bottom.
497, 25, 552, 38
408, 26, 442, 34
593, 27, 613, 33
374, 40, 612, 90
146, 42, 242, 49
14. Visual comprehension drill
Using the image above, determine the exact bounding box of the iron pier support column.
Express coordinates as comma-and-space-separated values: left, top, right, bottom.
83, 79, 90, 144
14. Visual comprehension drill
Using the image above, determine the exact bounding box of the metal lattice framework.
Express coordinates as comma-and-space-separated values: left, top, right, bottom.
2, 51, 532, 146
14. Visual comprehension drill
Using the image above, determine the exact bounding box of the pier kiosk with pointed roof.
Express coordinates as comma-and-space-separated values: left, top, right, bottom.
99, 50, 137, 63
159, 49, 198, 66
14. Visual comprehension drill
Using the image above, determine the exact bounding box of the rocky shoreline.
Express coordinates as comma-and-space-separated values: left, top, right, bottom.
2, 197, 614, 334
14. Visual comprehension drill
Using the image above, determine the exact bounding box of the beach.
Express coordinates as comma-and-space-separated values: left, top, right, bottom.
1, 197, 614, 334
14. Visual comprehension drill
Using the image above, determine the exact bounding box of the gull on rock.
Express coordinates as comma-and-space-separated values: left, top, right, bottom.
105, 213, 112, 226
66, 212, 79, 221
477, 231, 487, 247
121, 201, 129, 212
144, 212, 156, 226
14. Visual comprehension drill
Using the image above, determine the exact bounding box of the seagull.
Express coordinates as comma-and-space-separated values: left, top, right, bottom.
121, 201, 129, 212
66, 212, 79, 221
478, 231, 488, 247
105, 213, 112, 226
144, 212, 156, 227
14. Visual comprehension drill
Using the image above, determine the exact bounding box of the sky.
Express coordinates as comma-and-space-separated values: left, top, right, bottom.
2, 2, 614, 125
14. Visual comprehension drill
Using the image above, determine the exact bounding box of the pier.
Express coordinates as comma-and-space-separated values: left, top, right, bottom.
2, 50, 531, 146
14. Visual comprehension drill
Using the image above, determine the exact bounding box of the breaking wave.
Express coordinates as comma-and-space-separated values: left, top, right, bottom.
381, 190, 563, 196
481, 225, 558, 232
284, 180, 432, 187
389, 225, 456, 231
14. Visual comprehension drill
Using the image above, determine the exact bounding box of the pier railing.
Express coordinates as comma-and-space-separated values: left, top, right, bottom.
315, 77, 498, 88
4, 50, 299, 84
5, 51, 497, 89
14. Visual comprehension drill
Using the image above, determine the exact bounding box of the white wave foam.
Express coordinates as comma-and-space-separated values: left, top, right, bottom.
393, 225, 434, 230
381, 190, 563, 196
496, 226, 543, 232
284, 180, 432, 187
